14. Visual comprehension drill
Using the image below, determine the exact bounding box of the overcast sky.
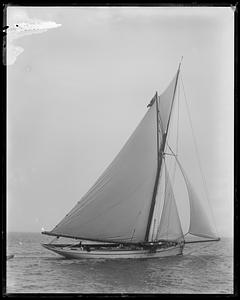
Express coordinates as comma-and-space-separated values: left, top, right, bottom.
7, 6, 234, 237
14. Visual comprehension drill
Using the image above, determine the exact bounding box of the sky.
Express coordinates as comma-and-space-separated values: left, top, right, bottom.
7, 6, 234, 237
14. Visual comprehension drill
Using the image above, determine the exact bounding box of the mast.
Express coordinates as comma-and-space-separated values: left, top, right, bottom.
144, 92, 160, 241
144, 58, 182, 242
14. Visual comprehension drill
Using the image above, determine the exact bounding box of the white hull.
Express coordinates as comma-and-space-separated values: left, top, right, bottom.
42, 243, 183, 259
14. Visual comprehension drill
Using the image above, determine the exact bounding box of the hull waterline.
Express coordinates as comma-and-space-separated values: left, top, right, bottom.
42, 243, 183, 259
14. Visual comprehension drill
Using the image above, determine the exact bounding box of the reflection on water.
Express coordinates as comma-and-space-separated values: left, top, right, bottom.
6, 233, 233, 293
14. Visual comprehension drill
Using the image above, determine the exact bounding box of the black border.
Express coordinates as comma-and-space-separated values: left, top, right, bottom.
1, 1, 238, 298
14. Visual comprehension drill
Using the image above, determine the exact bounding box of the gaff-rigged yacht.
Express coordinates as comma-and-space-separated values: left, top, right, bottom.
42, 59, 220, 259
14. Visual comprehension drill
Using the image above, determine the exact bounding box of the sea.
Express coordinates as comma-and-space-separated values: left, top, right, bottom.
6, 232, 233, 294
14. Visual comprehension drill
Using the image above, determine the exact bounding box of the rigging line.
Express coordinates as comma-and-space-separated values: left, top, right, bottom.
131, 209, 143, 241
176, 74, 180, 155
156, 158, 166, 238
165, 163, 173, 241
180, 74, 219, 237
165, 78, 180, 190
167, 146, 191, 237
130, 229, 136, 242
151, 218, 156, 241
172, 76, 180, 186
157, 96, 164, 133
50, 236, 59, 244
167, 146, 177, 189
167, 144, 177, 157
165, 143, 178, 189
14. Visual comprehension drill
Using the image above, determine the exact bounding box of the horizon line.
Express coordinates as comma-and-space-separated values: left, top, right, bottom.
6, 231, 234, 239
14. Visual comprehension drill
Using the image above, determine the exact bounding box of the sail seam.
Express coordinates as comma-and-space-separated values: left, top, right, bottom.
165, 163, 172, 241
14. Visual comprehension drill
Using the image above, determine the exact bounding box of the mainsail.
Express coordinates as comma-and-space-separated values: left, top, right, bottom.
49, 100, 159, 243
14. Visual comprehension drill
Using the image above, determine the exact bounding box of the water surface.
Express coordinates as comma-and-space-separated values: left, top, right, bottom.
6, 232, 233, 294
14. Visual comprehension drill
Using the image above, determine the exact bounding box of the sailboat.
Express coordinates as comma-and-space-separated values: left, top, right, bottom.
42, 59, 220, 259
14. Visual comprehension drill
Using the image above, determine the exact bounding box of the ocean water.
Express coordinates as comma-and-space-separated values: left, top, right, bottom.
6, 232, 233, 294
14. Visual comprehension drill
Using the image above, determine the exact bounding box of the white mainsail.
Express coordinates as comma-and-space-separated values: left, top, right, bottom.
50, 100, 159, 243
